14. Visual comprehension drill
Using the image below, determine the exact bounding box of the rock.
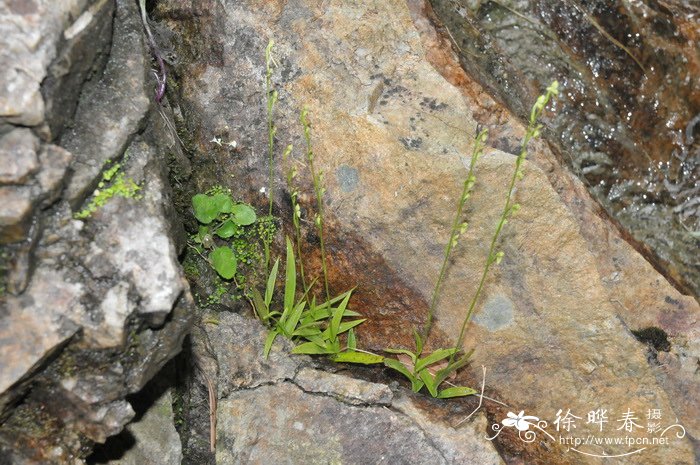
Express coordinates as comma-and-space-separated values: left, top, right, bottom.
42, 0, 115, 138
0, 186, 35, 243
427, 0, 700, 295
207, 312, 301, 397
202, 313, 503, 465
295, 367, 393, 406
61, 0, 150, 204
0, 268, 81, 412
217, 382, 469, 465
0, 128, 39, 184
0, 0, 194, 461
36, 144, 73, 205
90, 384, 182, 465
159, 0, 699, 462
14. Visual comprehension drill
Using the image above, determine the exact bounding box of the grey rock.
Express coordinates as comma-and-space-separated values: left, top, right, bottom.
0, 0, 90, 126
217, 382, 448, 465
294, 367, 393, 406
62, 0, 150, 204
94, 388, 182, 465
42, 0, 115, 138
36, 144, 73, 205
0, 128, 39, 184
207, 312, 300, 397
0, 185, 34, 243
0, 267, 81, 412
392, 394, 504, 465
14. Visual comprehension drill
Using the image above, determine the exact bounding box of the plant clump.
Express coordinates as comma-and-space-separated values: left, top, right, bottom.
75, 160, 141, 219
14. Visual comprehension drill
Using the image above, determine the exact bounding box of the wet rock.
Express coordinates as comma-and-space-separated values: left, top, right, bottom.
159, 0, 699, 462
428, 0, 700, 295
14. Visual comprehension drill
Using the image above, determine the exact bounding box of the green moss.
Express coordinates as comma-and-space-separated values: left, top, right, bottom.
74, 160, 141, 219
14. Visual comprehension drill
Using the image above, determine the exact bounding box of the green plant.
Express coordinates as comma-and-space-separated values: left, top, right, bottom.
382, 130, 488, 399
283, 144, 311, 295
300, 108, 331, 302
190, 187, 257, 279
253, 237, 379, 362
384, 331, 476, 398
75, 159, 141, 219
265, 39, 279, 217
446, 80, 559, 367
383, 81, 559, 398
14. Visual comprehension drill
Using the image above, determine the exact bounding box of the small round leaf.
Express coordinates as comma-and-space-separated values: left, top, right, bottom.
210, 246, 237, 279
231, 204, 257, 225
216, 220, 239, 238
192, 194, 218, 224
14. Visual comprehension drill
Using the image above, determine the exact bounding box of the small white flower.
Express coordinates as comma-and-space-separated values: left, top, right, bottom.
226, 140, 237, 148
210, 137, 223, 146
502, 411, 539, 432
259, 186, 266, 194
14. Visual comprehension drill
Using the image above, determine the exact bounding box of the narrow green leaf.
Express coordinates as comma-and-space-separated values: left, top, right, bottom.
384, 348, 418, 364
210, 246, 237, 279
284, 300, 307, 336
304, 334, 329, 347
347, 328, 357, 350
263, 330, 279, 359
251, 287, 269, 321
411, 378, 425, 393
331, 352, 384, 365
384, 358, 415, 383
292, 341, 334, 355
419, 370, 438, 397
415, 348, 458, 373
336, 319, 366, 335
413, 329, 423, 355
291, 326, 323, 338
434, 349, 474, 386
329, 338, 341, 354
437, 386, 477, 399
265, 259, 279, 307
231, 204, 257, 225
283, 237, 296, 315
330, 291, 352, 341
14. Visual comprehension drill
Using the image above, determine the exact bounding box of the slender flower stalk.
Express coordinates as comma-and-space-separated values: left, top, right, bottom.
283, 145, 310, 295
420, 128, 489, 348
300, 108, 331, 302
448, 81, 559, 366
265, 39, 278, 217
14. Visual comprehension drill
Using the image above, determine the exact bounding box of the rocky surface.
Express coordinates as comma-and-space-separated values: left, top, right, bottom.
428, 0, 700, 296
156, 0, 699, 463
0, 0, 696, 463
0, 0, 193, 463
197, 312, 503, 465
90, 371, 183, 465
